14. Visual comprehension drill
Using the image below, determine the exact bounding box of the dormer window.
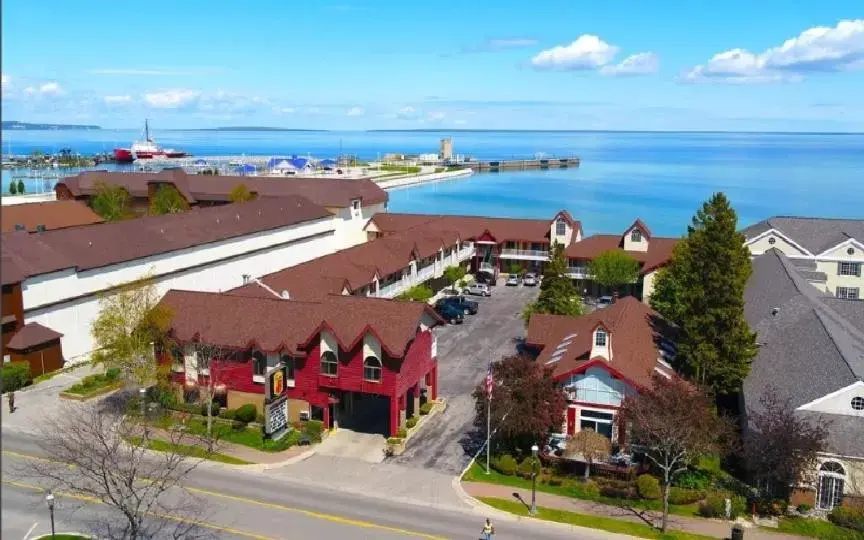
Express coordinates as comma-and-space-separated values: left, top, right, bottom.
556, 219, 566, 236
321, 351, 338, 376
631, 229, 642, 242
351, 199, 361, 211
595, 329, 607, 347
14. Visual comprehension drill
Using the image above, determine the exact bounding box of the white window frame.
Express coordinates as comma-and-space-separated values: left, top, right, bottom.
838, 262, 861, 277
363, 356, 382, 382
579, 408, 615, 440
836, 286, 860, 300
595, 329, 607, 347
816, 462, 845, 511
555, 219, 567, 236
631, 229, 642, 242
321, 351, 338, 377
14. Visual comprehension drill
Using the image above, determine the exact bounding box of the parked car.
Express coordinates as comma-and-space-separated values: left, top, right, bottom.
463, 283, 492, 297
544, 435, 567, 457
597, 296, 614, 309
435, 302, 465, 324
523, 273, 538, 286
437, 296, 479, 315
475, 271, 497, 286
505, 275, 520, 286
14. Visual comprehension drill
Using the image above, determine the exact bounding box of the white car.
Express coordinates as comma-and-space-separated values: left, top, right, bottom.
463, 283, 491, 297
505, 275, 520, 286
523, 273, 538, 286
597, 296, 614, 309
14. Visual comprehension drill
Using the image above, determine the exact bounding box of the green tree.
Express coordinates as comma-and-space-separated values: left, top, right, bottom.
649, 251, 686, 323
91, 181, 132, 221
506, 262, 522, 276
149, 184, 189, 215
9, 180, 17, 195
396, 284, 434, 303
660, 193, 757, 395
90, 276, 173, 387
588, 249, 640, 297
522, 242, 583, 324
442, 265, 466, 292
229, 183, 255, 203
16, 179, 24, 194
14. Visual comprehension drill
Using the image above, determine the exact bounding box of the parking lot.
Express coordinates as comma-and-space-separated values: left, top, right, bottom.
389, 281, 539, 474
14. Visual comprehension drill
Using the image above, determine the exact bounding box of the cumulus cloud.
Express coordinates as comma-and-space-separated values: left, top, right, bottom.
531, 35, 619, 70
683, 19, 864, 83
601, 52, 660, 76
143, 89, 201, 109
346, 106, 365, 116
23, 82, 65, 97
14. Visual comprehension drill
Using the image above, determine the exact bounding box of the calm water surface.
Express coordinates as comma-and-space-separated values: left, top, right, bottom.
2, 130, 861, 236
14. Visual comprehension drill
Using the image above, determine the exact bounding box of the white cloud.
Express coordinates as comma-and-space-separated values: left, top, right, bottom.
103, 94, 133, 105
683, 19, 864, 83
600, 52, 659, 76
531, 35, 619, 70
21, 81, 65, 97
346, 106, 365, 116
427, 111, 446, 121
143, 89, 201, 109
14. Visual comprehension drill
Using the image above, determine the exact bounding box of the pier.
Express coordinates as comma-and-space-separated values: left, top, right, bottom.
462, 156, 581, 172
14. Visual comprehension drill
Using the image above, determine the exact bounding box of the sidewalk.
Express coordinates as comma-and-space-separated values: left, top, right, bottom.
462, 482, 805, 540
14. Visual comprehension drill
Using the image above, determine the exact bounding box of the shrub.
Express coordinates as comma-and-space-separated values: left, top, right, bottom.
105, 367, 121, 380
547, 477, 563, 487
829, 506, 864, 532
668, 487, 705, 505
219, 408, 236, 420
753, 498, 786, 517
494, 454, 518, 476
1, 362, 32, 393
796, 503, 812, 514
600, 486, 637, 500
235, 403, 257, 423
419, 402, 433, 415
699, 492, 746, 519
673, 468, 712, 491
583, 480, 600, 498
517, 457, 540, 479
637, 474, 662, 500
201, 402, 220, 417
305, 420, 324, 442
396, 427, 407, 439
406, 417, 417, 429
386, 437, 403, 445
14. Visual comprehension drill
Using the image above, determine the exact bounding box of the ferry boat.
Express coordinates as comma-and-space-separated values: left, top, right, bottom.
113, 120, 187, 162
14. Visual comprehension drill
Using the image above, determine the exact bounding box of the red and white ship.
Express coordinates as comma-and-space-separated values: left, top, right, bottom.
113, 120, 187, 162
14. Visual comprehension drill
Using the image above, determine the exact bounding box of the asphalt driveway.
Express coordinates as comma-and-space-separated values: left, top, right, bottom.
389, 282, 539, 473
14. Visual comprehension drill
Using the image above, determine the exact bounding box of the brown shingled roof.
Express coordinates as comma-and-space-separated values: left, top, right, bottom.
565, 234, 678, 273
2, 200, 104, 233
6, 322, 64, 350
1, 195, 332, 285
58, 169, 388, 208
159, 289, 442, 357
525, 296, 676, 387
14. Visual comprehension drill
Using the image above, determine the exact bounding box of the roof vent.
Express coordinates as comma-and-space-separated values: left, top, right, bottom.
236, 214, 240, 220
36, 224, 46, 234
88, 241, 93, 247
14, 224, 26, 232
280, 290, 290, 300
771, 307, 780, 316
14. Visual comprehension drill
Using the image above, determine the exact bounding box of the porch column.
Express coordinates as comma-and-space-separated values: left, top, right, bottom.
323, 405, 331, 431
412, 383, 421, 418
389, 395, 399, 437
430, 364, 438, 400
399, 393, 407, 427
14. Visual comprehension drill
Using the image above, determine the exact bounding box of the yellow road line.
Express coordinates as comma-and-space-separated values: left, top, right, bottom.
3, 449, 446, 539
2, 480, 276, 540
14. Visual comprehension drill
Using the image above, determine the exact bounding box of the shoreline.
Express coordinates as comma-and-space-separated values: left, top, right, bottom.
375, 168, 474, 190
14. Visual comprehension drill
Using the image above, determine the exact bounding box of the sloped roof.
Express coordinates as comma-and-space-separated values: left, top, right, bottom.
368, 211, 582, 245
1, 200, 104, 233
7, 322, 64, 350
564, 234, 678, 273
525, 296, 676, 387
57, 169, 388, 208
159, 289, 441, 357
626, 218, 652, 239
741, 216, 864, 255
1, 196, 331, 285
743, 250, 864, 455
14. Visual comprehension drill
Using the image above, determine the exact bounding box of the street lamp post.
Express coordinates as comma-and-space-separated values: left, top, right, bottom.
139, 387, 147, 418
530, 444, 539, 515
45, 491, 56, 537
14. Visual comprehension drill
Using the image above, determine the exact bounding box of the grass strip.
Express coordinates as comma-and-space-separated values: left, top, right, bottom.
479, 497, 713, 540
776, 517, 862, 540
128, 436, 251, 465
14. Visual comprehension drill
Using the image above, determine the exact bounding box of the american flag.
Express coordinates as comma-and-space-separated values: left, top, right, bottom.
486, 358, 494, 400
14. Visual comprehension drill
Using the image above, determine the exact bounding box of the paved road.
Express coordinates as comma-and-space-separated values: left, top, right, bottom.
390, 284, 539, 473
2, 432, 633, 540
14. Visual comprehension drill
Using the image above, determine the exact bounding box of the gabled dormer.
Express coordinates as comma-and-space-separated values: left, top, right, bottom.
623, 219, 651, 253
550, 210, 577, 246
590, 322, 612, 361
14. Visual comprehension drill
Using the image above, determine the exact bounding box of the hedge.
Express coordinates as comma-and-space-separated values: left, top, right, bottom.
1, 362, 32, 393
493, 454, 518, 476
419, 402, 433, 415
406, 417, 417, 429
235, 404, 257, 424
698, 492, 746, 519
636, 474, 661, 500
305, 420, 324, 442
829, 506, 864, 532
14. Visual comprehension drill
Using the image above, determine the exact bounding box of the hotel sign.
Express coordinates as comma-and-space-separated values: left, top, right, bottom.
265, 396, 289, 438
264, 362, 288, 402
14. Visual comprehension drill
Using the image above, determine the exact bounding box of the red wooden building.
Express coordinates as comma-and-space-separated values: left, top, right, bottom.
158, 290, 442, 437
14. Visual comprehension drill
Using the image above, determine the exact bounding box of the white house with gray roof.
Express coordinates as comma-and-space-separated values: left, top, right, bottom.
742, 216, 864, 301
743, 249, 864, 511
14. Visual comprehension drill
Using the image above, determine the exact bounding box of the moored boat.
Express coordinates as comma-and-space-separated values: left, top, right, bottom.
113, 120, 185, 162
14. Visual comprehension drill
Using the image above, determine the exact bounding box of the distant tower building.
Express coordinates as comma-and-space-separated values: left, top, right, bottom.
439, 138, 453, 161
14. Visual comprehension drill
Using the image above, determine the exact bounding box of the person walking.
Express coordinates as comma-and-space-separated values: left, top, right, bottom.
7, 390, 15, 413
480, 518, 494, 540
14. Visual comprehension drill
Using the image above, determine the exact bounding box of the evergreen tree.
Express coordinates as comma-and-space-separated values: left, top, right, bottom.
9, 180, 18, 195
16, 179, 25, 194
149, 184, 189, 215
522, 242, 583, 324
649, 245, 686, 323
666, 193, 756, 395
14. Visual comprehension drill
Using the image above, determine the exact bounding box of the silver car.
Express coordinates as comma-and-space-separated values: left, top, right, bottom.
463, 283, 492, 297
523, 273, 538, 286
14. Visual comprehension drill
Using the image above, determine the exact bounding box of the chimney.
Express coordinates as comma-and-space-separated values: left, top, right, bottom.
36, 224, 46, 234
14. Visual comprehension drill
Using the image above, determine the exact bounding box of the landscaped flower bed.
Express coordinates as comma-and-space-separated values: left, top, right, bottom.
60, 368, 123, 400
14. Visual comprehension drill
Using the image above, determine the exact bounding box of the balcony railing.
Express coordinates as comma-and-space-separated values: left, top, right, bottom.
564, 386, 623, 406
499, 248, 549, 260
566, 267, 591, 279
377, 281, 404, 298
457, 246, 475, 261
417, 265, 435, 282
319, 373, 340, 388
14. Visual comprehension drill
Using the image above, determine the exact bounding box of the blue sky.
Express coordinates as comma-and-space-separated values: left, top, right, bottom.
2, 0, 863, 131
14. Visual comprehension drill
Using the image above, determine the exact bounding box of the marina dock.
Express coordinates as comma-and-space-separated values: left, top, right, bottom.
462, 156, 581, 172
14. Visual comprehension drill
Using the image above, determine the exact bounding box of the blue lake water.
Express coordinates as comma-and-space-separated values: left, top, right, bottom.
2, 129, 862, 236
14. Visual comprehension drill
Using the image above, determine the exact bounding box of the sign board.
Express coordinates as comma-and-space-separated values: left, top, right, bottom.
264, 362, 288, 402
265, 395, 289, 438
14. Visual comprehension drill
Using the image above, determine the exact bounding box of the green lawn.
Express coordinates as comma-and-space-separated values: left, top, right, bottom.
463, 462, 701, 517
129, 436, 251, 465
479, 498, 713, 540
157, 414, 303, 452
33, 534, 90, 539
378, 164, 421, 173
776, 517, 862, 540
62, 370, 122, 398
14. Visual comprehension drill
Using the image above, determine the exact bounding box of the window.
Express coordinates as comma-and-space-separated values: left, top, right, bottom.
631, 229, 642, 242
252, 351, 266, 376
852, 396, 864, 411
555, 219, 567, 236
817, 462, 846, 511
836, 287, 860, 300
321, 351, 338, 376
281, 354, 295, 380
363, 356, 382, 382
848, 247, 856, 255
580, 409, 614, 439
595, 329, 607, 347
768, 237, 776, 245
838, 262, 861, 277
351, 199, 361, 211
